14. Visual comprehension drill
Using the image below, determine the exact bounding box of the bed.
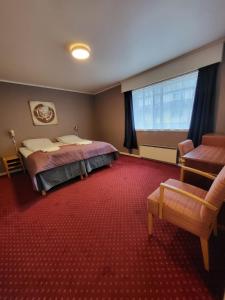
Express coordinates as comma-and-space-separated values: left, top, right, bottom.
19, 138, 118, 194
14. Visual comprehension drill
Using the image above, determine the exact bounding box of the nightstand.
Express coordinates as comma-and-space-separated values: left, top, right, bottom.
2, 154, 25, 178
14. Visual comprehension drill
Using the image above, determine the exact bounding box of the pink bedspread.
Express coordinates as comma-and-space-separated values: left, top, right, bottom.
26, 141, 118, 190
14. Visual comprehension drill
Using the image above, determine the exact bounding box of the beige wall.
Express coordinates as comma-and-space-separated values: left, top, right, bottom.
93, 86, 127, 152
121, 40, 224, 92
0, 82, 94, 172
215, 47, 225, 133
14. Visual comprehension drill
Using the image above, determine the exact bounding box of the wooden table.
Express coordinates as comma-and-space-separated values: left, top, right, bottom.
183, 145, 225, 174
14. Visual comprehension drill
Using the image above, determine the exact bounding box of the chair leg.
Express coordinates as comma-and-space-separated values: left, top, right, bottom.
213, 221, 217, 236
148, 212, 153, 236
200, 237, 209, 271
180, 166, 184, 182
41, 190, 46, 196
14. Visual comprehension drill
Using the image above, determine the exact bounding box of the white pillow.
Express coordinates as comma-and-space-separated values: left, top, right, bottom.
22, 138, 59, 152
57, 135, 92, 145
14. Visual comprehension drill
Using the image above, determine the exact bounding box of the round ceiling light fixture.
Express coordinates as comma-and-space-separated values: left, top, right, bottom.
70, 43, 91, 60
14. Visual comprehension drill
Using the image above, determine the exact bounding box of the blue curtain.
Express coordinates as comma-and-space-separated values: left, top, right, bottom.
123, 91, 138, 152
188, 63, 219, 146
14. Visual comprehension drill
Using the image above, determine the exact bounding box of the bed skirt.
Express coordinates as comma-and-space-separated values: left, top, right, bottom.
35, 153, 117, 192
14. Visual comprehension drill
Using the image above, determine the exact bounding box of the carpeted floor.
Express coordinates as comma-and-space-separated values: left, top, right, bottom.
0, 155, 224, 299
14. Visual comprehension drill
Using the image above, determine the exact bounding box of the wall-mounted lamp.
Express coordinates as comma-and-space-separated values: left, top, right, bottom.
8, 129, 18, 153
74, 125, 79, 136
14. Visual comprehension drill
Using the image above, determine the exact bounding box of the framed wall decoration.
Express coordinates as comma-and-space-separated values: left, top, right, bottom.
29, 101, 58, 125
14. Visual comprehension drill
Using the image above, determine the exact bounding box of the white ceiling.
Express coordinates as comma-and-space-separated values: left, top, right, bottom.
0, 0, 225, 94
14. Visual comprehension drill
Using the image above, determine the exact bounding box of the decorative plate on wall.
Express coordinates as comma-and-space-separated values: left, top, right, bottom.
29, 101, 58, 125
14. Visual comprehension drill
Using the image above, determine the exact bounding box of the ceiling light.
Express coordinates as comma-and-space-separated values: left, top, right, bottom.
70, 43, 91, 60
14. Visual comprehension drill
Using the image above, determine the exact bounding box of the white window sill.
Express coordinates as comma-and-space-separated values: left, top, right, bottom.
135, 129, 189, 132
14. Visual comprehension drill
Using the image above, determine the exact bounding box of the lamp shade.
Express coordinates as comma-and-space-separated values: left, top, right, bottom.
70, 43, 91, 60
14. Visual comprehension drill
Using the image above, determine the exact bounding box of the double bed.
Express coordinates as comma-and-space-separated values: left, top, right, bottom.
19, 137, 118, 195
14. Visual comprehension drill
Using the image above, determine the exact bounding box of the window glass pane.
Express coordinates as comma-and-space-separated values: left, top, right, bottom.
132, 71, 198, 130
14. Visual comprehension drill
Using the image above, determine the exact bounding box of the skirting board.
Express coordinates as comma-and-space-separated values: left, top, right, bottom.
119, 151, 177, 165
119, 151, 140, 158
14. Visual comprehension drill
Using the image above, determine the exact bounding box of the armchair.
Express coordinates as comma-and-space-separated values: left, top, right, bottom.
178, 139, 194, 164
147, 165, 225, 271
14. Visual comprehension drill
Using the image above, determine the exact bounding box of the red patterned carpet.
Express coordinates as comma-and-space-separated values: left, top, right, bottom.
0, 155, 224, 299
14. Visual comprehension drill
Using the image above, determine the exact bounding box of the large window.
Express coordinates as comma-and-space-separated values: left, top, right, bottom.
132, 71, 198, 130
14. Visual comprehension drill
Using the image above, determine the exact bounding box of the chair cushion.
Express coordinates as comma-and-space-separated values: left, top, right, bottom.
148, 179, 210, 238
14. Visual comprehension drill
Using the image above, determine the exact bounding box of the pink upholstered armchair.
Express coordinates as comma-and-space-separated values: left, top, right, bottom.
147, 165, 225, 271
178, 139, 194, 162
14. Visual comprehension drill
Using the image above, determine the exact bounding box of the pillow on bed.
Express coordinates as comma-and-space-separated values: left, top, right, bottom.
57, 135, 92, 145
22, 138, 60, 152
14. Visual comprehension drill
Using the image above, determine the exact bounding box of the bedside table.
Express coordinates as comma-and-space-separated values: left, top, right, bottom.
2, 154, 25, 178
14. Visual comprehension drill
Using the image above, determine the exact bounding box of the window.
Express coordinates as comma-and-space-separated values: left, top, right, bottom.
132, 71, 198, 130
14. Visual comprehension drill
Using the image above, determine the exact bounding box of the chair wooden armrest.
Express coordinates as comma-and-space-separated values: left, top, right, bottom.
159, 182, 218, 218
179, 164, 216, 181
179, 157, 185, 164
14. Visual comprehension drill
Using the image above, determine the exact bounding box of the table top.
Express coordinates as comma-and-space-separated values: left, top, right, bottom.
183, 145, 225, 166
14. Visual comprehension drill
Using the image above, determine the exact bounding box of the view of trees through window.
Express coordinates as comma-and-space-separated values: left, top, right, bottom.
132, 71, 198, 130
